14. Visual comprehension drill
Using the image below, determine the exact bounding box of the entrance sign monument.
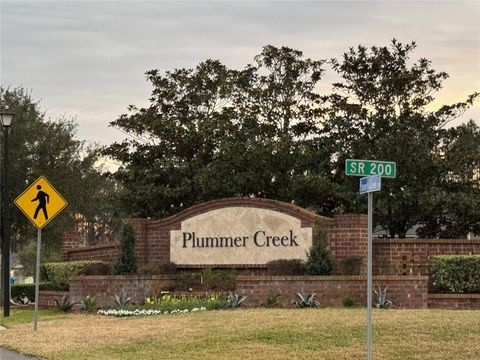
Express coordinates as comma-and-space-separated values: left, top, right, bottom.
346, 160, 396, 360
14, 176, 67, 331
171, 207, 313, 265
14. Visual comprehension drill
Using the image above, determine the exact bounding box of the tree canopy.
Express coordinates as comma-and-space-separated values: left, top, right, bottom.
0, 87, 118, 269
104, 41, 479, 238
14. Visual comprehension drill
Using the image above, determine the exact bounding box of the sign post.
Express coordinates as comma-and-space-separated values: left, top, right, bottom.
14, 176, 67, 331
346, 161, 396, 360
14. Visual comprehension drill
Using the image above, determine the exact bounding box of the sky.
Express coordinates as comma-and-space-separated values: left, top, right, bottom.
1, 0, 479, 147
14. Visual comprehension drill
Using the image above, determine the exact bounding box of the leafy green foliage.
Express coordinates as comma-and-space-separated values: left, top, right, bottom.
54, 295, 77, 313
267, 259, 306, 275
342, 295, 355, 308
431, 255, 480, 293
113, 223, 137, 275
295, 290, 320, 308
103, 46, 337, 217
326, 40, 479, 237
102, 42, 478, 237
341, 256, 363, 275
41, 261, 106, 290
82, 296, 99, 313
175, 272, 201, 291
0, 87, 118, 260
226, 292, 247, 308
143, 293, 227, 312
373, 287, 393, 309
200, 269, 237, 291
306, 228, 334, 275
266, 292, 282, 308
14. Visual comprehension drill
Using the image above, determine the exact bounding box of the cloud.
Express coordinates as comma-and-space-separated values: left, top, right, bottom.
1, 0, 478, 144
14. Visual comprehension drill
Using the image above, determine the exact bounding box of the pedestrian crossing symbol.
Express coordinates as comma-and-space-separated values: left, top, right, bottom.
14, 176, 68, 229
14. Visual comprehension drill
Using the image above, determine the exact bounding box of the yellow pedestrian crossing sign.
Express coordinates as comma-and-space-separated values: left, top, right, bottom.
14, 176, 68, 229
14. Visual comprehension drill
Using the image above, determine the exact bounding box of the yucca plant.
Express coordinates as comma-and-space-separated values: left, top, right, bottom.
226, 291, 247, 308
82, 295, 99, 313
295, 290, 320, 308
54, 295, 77, 313
114, 292, 132, 308
373, 286, 393, 309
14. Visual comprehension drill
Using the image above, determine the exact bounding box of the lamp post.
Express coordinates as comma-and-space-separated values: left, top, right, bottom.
0, 110, 14, 317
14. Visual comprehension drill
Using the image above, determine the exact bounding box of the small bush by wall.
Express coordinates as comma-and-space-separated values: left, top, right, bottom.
41, 261, 106, 290
431, 255, 480, 293
200, 269, 237, 290
12, 283, 65, 303
306, 223, 334, 275
267, 259, 306, 275
113, 223, 138, 275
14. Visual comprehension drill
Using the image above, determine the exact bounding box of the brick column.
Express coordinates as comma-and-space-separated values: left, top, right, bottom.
60, 231, 82, 261
329, 214, 368, 275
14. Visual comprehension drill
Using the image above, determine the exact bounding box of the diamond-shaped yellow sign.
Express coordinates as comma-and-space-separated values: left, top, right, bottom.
14, 176, 68, 229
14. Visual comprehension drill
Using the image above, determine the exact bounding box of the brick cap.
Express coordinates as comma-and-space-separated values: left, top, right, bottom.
236, 275, 429, 281
140, 197, 329, 227
374, 238, 480, 244
428, 293, 480, 299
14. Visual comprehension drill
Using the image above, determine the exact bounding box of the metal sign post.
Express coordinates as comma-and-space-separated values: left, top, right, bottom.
14, 176, 67, 331
367, 191, 373, 360
347, 160, 397, 360
359, 175, 382, 360
33, 229, 41, 331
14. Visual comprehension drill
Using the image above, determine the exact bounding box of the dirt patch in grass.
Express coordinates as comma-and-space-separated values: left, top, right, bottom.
1, 308, 479, 360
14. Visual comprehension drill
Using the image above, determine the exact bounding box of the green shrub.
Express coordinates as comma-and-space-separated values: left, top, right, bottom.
200, 269, 237, 290
113, 223, 137, 275
431, 255, 480, 293
139, 262, 177, 275
11, 284, 36, 303
266, 292, 282, 308
82, 295, 99, 313
83, 262, 112, 276
143, 293, 227, 312
267, 259, 306, 275
176, 272, 201, 290
12, 283, 67, 303
41, 261, 106, 290
305, 226, 334, 275
54, 295, 78, 313
342, 295, 355, 308
342, 256, 363, 275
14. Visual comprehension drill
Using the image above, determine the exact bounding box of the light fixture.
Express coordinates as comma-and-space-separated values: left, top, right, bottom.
0, 110, 15, 127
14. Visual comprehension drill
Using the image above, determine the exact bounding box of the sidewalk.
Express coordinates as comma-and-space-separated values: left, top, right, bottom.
0, 348, 37, 360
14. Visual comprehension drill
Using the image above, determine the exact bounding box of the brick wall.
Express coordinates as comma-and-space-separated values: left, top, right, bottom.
69, 275, 177, 306
428, 294, 480, 310
65, 243, 119, 262
38, 290, 69, 309
373, 239, 480, 276
236, 275, 428, 309
46, 275, 480, 310
327, 214, 368, 274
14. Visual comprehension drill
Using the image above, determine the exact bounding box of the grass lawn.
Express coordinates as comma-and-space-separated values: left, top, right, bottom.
1, 308, 479, 360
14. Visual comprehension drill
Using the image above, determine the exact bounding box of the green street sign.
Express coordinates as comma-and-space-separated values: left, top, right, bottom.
345, 159, 396, 178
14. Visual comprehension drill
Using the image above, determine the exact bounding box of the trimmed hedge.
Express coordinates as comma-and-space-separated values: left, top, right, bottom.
41, 261, 108, 290
267, 259, 306, 275
11, 283, 63, 303
431, 255, 480, 293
